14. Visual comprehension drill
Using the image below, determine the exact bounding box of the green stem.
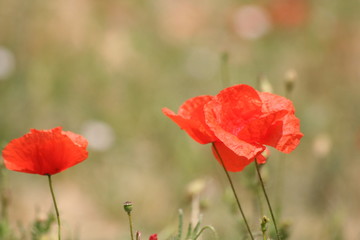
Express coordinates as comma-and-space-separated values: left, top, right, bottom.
254, 161, 281, 240
47, 175, 61, 240
212, 143, 254, 240
127, 212, 135, 240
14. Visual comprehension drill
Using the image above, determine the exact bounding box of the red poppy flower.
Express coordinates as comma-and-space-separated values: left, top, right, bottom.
163, 84, 303, 172
2, 127, 88, 175
149, 234, 158, 240
205, 85, 303, 168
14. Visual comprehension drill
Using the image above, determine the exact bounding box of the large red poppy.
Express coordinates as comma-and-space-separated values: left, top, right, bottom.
2, 127, 88, 175
163, 84, 303, 172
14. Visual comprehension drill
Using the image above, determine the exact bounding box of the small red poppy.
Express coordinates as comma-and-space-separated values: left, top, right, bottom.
163, 84, 303, 172
149, 234, 158, 240
2, 127, 88, 175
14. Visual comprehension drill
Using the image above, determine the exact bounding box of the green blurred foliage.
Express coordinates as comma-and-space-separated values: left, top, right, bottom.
1, 0, 360, 239
31, 211, 55, 240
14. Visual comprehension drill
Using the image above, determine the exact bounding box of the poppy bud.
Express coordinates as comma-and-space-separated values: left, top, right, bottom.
261, 215, 270, 233
186, 178, 206, 197
149, 234, 158, 240
123, 201, 133, 214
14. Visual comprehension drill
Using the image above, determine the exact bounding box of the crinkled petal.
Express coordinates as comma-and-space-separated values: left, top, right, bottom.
237, 110, 288, 143
208, 118, 265, 159
265, 113, 303, 153
205, 88, 265, 159
2, 127, 88, 175
212, 142, 256, 172
162, 95, 217, 144
63, 130, 88, 149
259, 92, 295, 113
232, 91, 303, 152
258, 92, 303, 152
207, 85, 262, 135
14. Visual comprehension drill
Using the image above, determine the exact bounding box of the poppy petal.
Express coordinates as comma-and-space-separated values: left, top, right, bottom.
259, 92, 295, 113
206, 85, 262, 134
237, 110, 288, 144
162, 95, 217, 144
212, 142, 258, 172
264, 113, 303, 153
206, 109, 265, 160
258, 92, 303, 152
63, 130, 88, 149
205, 85, 265, 160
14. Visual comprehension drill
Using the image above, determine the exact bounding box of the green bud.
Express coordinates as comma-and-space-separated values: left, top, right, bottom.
261, 216, 270, 233
123, 201, 133, 214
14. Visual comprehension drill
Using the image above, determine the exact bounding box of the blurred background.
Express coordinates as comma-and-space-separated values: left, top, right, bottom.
1, 0, 360, 239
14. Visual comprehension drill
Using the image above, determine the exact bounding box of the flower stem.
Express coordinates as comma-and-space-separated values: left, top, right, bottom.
254, 161, 281, 240
212, 143, 254, 240
47, 174, 61, 240
127, 213, 135, 240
